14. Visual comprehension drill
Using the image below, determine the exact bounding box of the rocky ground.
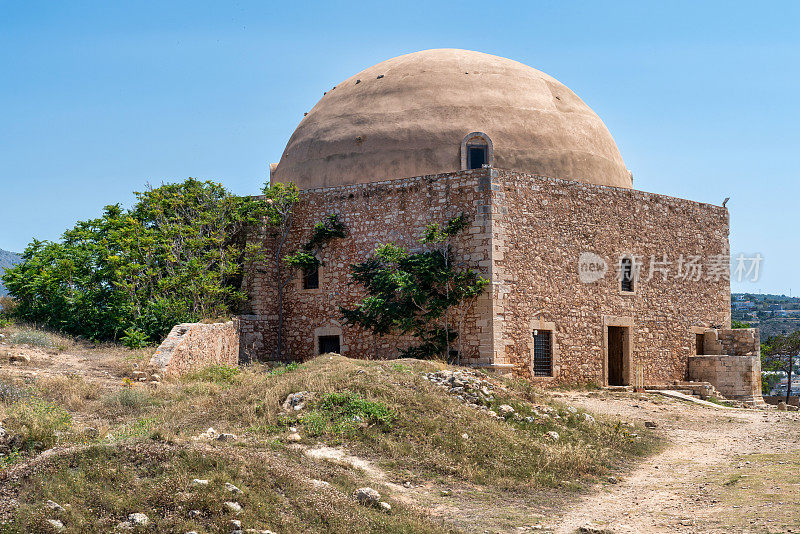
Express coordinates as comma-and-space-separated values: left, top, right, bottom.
0, 335, 798, 533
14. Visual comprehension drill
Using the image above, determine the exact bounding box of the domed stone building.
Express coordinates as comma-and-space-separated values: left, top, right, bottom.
241, 49, 760, 397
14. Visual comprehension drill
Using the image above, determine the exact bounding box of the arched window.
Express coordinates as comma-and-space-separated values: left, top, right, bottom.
461, 132, 493, 171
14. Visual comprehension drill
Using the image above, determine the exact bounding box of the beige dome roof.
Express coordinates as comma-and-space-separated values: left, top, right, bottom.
272, 49, 631, 189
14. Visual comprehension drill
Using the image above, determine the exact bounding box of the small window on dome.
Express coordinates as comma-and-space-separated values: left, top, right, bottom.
461, 132, 493, 171
467, 143, 487, 169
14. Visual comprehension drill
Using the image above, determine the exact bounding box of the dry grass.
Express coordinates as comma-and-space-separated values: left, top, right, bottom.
708, 451, 800, 532
0, 345, 660, 533
146, 355, 655, 488
5, 443, 449, 534
36, 375, 100, 412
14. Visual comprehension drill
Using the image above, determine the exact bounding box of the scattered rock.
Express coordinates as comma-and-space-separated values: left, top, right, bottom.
578, 524, 615, 534
607, 476, 618, 484
46, 500, 65, 513
127, 513, 149, 526
644, 421, 658, 428
217, 433, 237, 442
402, 481, 412, 488
283, 391, 313, 411
353, 487, 381, 505
310, 479, 330, 488
582, 413, 596, 424
224, 501, 243, 514
567, 406, 578, 414
777, 402, 787, 411
188, 509, 202, 518
46, 519, 64, 532
191, 478, 209, 486
198, 427, 218, 440
150, 373, 161, 381
230, 519, 242, 530
546, 431, 560, 441
378, 501, 392, 513
286, 432, 302, 442
498, 404, 515, 416
440, 489, 452, 496
461, 433, 469, 440
225, 482, 242, 494
244, 530, 277, 534
9, 354, 30, 363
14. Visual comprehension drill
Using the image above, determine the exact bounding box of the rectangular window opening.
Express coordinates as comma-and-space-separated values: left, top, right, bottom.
467, 146, 487, 170
303, 265, 319, 290
620, 258, 634, 292
533, 330, 553, 377
318, 335, 340, 355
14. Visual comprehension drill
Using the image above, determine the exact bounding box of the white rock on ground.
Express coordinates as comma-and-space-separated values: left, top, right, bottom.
546, 431, 560, 441
353, 487, 381, 505
46, 519, 64, 532
46, 500, 65, 512
217, 432, 237, 441
191, 478, 209, 486
127, 513, 149, 526
188, 509, 201, 518
378, 501, 392, 512
225, 482, 242, 494
230, 519, 242, 529
224, 501, 243, 514
283, 391, 313, 411
498, 404, 515, 415
582, 413, 596, 424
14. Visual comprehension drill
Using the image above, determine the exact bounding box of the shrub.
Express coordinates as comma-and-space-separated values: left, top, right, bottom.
120, 327, 150, 349
7, 329, 53, 347
267, 361, 302, 376
187, 364, 241, 384
4, 397, 72, 450
105, 388, 153, 411
301, 391, 394, 436
0, 378, 29, 404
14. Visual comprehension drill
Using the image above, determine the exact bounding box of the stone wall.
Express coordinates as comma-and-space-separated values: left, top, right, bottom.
241, 170, 497, 365
688, 354, 762, 403
243, 167, 733, 386
493, 169, 731, 384
149, 321, 240, 376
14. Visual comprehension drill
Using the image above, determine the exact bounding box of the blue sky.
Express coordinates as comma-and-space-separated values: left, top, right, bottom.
1, 1, 798, 294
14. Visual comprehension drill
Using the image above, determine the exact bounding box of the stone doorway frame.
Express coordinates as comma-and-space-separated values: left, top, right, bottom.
602, 315, 634, 386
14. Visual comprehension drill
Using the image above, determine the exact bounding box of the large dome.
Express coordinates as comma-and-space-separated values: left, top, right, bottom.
272, 49, 631, 190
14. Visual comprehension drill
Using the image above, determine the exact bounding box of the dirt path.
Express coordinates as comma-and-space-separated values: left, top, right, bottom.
549, 391, 800, 533
0, 344, 139, 390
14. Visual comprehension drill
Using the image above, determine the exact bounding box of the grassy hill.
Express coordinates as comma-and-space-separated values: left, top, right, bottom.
0, 328, 657, 533
0, 248, 22, 297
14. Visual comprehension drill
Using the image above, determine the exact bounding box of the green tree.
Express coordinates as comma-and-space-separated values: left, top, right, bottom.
763, 331, 800, 402
2, 178, 268, 343
261, 182, 300, 360
341, 214, 488, 360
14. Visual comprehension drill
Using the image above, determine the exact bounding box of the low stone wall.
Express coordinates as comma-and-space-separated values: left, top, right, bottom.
688, 354, 762, 403
149, 321, 240, 377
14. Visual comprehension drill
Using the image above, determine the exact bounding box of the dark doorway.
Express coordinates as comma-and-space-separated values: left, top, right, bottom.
608, 326, 627, 386
467, 145, 487, 169
696, 333, 705, 355
318, 335, 340, 355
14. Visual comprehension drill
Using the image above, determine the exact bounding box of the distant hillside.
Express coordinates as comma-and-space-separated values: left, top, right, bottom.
0, 248, 22, 297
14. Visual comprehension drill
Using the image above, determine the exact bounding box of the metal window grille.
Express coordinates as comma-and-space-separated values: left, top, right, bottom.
533, 330, 552, 377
